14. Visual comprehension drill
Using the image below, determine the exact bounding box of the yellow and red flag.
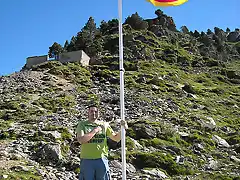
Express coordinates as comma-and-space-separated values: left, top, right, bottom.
147, 0, 188, 6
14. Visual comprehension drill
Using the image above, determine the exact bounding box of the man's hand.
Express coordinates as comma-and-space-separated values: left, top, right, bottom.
120, 120, 128, 129
108, 120, 128, 142
115, 119, 128, 129
77, 126, 102, 144
93, 126, 102, 133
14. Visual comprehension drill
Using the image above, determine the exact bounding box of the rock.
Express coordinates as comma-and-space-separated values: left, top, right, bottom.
130, 137, 143, 150
212, 135, 230, 148
109, 160, 136, 174
206, 159, 218, 170
206, 117, 216, 126
56, 172, 64, 178
48, 172, 58, 180
176, 156, 185, 164
126, 163, 136, 174
230, 156, 240, 163
142, 168, 168, 179
221, 126, 232, 133
11, 165, 29, 172
140, 174, 151, 179
152, 84, 160, 91
132, 124, 157, 139
37, 143, 62, 163
1, 175, 8, 179
178, 131, 189, 137
227, 31, 240, 42
72, 156, 80, 163
200, 117, 216, 130
194, 143, 204, 151
110, 160, 122, 169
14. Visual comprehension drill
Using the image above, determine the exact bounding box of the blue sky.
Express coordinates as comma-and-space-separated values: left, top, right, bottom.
0, 0, 239, 76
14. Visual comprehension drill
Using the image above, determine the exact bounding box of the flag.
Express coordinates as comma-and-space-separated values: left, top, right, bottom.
147, 0, 188, 6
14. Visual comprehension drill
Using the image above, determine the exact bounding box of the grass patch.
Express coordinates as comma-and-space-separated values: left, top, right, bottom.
0, 169, 41, 180
32, 94, 76, 113
130, 151, 194, 176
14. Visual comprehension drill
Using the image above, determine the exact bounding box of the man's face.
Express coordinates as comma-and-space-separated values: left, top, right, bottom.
88, 106, 99, 121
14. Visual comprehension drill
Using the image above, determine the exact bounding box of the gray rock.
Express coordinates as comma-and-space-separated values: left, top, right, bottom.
194, 143, 204, 151
133, 124, 157, 139
230, 156, 240, 163
129, 137, 143, 150
227, 31, 240, 42
126, 163, 136, 174
212, 135, 230, 148
176, 156, 185, 164
37, 143, 62, 162
110, 160, 122, 169
200, 117, 216, 130
178, 131, 189, 137
206, 159, 218, 170
142, 168, 168, 179
12, 165, 29, 172
206, 117, 216, 126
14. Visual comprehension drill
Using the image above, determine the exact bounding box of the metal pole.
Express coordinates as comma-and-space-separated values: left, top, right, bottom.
118, 0, 126, 179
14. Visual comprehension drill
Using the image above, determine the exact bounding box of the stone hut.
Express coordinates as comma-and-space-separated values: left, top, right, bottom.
26, 55, 48, 68
25, 50, 90, 68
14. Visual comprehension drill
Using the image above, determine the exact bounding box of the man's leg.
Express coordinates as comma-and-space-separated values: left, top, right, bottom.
79, 159, 95, 180
95, 157, 111, 180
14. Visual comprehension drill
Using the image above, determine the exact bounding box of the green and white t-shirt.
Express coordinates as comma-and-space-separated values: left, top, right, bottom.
76, 120, 114, 159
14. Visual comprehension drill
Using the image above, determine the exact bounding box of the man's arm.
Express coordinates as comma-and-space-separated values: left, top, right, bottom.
77, 126, 102, 144
108, 120, 128, 142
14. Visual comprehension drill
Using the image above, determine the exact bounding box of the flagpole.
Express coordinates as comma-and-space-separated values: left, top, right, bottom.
118, 0, 126, 179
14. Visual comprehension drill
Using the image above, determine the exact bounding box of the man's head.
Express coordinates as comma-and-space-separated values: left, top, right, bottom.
88, 105, 99, 122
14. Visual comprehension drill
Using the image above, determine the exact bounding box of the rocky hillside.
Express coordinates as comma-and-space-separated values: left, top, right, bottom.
0, 10, 240, 180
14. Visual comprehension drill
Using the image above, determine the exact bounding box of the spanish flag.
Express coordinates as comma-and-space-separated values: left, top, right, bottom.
147, 0, 188, 6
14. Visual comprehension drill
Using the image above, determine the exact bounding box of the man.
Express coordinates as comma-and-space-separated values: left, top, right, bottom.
76, 104, 128, 180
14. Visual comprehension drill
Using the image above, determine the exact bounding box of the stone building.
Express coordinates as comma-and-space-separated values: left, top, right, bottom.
26, 55, 48, 68
25, 50, 90, 68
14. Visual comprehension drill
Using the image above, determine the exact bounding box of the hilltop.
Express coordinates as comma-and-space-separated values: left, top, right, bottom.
0, 10, 240, 179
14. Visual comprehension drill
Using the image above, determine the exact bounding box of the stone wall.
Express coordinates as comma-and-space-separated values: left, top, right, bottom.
26, 55, 47, 68
59, 50, 90, 66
